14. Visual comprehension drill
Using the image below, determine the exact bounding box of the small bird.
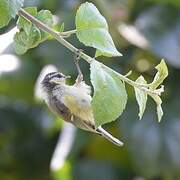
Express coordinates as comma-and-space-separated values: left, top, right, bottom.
41, 71, 123, 147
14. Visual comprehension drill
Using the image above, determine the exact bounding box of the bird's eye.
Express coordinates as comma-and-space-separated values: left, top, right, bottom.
56, 73, 63, 78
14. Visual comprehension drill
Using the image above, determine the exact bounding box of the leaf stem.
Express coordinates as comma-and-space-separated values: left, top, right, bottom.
101, 64, 160, 96
60, 29, 77, 37
18, 8, 160, 96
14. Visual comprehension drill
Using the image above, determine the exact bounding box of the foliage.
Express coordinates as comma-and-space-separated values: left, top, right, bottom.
75, 2, 122, 57
0, 1, 168, 126
90, 61, 127, 127
0, 0, 24, 28
134, 76, 147, 119
14, 7, 53, 54
0, 0, 178, 180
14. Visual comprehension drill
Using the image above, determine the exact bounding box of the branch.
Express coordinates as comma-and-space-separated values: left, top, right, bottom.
18, 8, 92, 63
18, 8, 160, 96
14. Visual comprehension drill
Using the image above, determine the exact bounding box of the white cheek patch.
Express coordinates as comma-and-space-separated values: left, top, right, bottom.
34, 65, 58, 101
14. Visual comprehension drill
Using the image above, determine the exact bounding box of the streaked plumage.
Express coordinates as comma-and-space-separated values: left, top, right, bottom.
41, 72, 123, 146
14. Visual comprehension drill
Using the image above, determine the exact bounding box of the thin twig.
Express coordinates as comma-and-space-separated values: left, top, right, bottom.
60, 29, 77, 37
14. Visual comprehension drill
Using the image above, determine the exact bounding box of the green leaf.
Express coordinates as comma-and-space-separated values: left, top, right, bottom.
36, 10, 54, 40
149, 59, 168, 89
17, 7, 38, 34
134, 76, 148, 119
75, 2, 122, 57
59, 23, 65, 32
14, 8, 53, 54
14, 27, 41, 54
151, 95, 163, 122
90, 61, 127, 127
147, 59, 168, 122
0, 0, 24, 28
14, 31, 28, 54
157, 104, 163, 122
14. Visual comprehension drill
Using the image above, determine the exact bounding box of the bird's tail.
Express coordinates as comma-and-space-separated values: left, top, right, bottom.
96, 126, 124, 147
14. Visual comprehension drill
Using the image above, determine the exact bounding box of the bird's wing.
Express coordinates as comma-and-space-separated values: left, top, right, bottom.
62, 86, 95, 129
48, 95, 72, 122
71, 115, 96, 132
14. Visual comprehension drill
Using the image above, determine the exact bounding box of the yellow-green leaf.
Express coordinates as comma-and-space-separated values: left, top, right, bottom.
149, 59, 168, 89
134, 76, 148, 119
151, 95, 163, 122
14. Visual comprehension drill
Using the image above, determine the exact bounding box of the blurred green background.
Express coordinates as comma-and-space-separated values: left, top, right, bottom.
0, 0, 180, 179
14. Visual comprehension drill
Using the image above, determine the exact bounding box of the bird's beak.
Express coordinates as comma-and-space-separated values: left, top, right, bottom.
65, 75, 71, 79
50, 75, 71, 84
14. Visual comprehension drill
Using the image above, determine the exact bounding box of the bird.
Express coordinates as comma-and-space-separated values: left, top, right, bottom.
41, 71, 123, 147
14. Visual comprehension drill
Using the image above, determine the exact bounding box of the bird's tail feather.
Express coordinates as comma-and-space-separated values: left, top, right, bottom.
96, 126, 124, 147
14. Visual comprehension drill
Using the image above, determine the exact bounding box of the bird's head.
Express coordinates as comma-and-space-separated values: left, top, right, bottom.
41, 72, 70, 91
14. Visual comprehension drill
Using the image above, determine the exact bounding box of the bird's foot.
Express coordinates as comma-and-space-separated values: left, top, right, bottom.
74, 49, 83, 84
